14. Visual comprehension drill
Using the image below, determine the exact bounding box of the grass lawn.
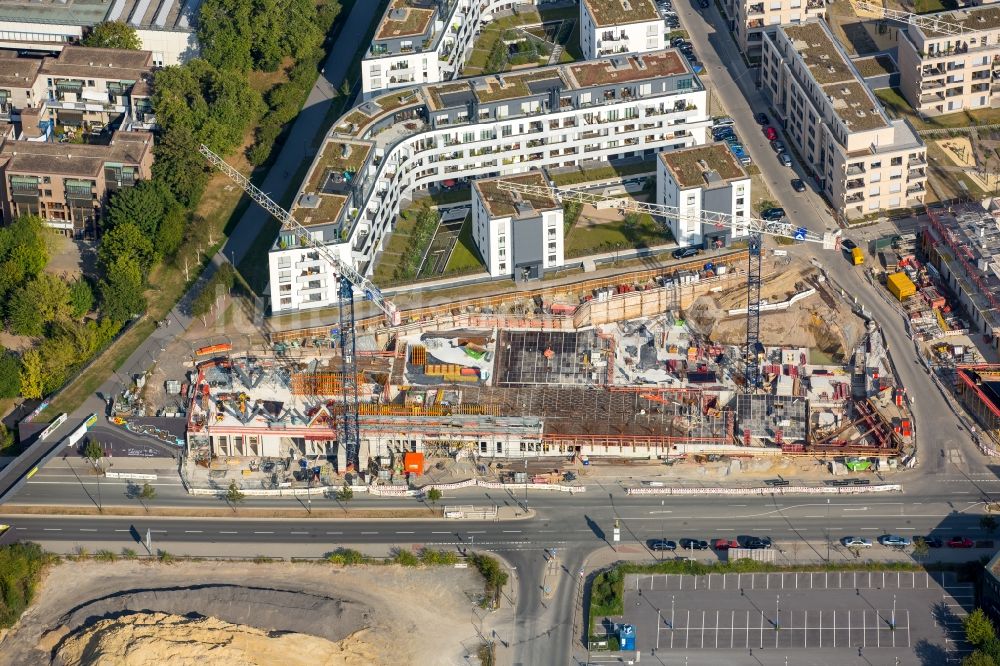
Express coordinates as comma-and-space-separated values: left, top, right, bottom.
427, 187, 472, 206
371, 208, 425, 284
550, 159, 656, 186
914, 0, 957, 12
444, 214, 484, 273
565, 212, 672, 258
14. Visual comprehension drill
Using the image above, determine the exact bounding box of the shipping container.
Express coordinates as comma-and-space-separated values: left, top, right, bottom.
886, 272, 916, 301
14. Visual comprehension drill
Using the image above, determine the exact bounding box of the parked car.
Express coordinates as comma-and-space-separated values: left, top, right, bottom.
948, 536, 975, 548
649, 539, 677, 551
770, 139, 786, 153
778, 152, 792, 167
755, 112, 769, 125
714, 539, 740, 550
712, 116, 735, 128
841, 536, 873, 548
879, 534, 912, 548
915, 536, 943, 548
672, 246, 700, 259
683, 51, 696, 61
742, 536, 772, 549
791, 178, 806, 192
840, 238, 857, 251
760, 207, 785, 221
699, 0, 709, 8
764, 126, 777, 140
681, 538, 710, 550
671, 37, 686, 47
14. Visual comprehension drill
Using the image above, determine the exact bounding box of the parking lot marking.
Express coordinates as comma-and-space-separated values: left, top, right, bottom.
708, 574, 711, 590
833, 610, 837, 647
731, 610, 735, 648
908, 610, 911, 647
759, 610, 765, 648
863, 610, 867, 647
819, 610, 822, 647
715, 610, 719, 647
686, 610, 691, 649
805, 610, 808, 648
848, 610, 851, 646
746, 610, 750, 648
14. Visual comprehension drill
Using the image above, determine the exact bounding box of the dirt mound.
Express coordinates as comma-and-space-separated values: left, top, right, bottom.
54, 612, 376, 666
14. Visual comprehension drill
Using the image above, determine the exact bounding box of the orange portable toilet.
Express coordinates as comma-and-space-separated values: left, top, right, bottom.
404, 452, 424, 475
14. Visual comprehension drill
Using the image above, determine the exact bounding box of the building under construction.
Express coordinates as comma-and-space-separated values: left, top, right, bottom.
956, 365, 1000, 448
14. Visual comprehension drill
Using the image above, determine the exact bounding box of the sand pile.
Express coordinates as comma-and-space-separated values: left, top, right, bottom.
55, 612, 377, 666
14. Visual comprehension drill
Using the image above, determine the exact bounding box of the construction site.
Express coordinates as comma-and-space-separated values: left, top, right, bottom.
168, 250, 916, 486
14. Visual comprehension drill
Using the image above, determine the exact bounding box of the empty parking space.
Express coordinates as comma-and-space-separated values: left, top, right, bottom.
614, 571, 973, 662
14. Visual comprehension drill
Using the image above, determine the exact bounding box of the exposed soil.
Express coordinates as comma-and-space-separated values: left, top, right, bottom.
1, 559, 493, 666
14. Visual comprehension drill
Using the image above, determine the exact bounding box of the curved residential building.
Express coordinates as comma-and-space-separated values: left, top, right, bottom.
270, 49, 711, 313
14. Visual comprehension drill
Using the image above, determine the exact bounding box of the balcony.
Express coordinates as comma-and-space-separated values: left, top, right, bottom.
845, 193, 865, 204
908, 157, 927, 167
921, 79, 944, 90
747, 19, 764, 28
906, 184, 925, 195
908, 168, 926, 180
846, 164, 866, 176
920, 91, 945, 104
922, 66, 945, 77
845, 178, 865, 190
747, 3, 764, 14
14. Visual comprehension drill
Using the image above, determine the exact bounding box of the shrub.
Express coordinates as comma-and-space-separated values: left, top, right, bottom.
121, 548, 139, 560
0, 542, 53, 629
420, 549, 459, 566
327, 548, 368, 565
393, 549, 420, 567
94, 549, 117, 562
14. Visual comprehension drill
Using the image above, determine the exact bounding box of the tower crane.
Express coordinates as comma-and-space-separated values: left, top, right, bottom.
200, 144, 401, 472
850, 0, 968, 36
496, 179, 839, 391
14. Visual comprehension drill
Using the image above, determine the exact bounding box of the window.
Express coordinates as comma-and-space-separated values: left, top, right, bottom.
736, 197, 744, 205
647, 24, 658, 36
676, 78, 693, 90
499, 263, 506, 272
278, 271, 291, 283
277, 256, 291, 268
686, 194, 696, 205
548, 254, 557, 263
890, 156, 902, 166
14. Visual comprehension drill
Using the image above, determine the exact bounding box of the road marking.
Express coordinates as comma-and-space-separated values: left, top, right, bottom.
431, 531, 450, 534
43, 528, 61, 531
254, 531, 273, 534
396, 531, 414, 534
361, 531, 377, 535
649, 510, 672, 514
219, 531, 238, 534
502, 530, 521, 533
114, 529, 129, 532
184, 530, 202, 533
290, 531, 309, 535
844, 507, 868, 511
326, 531, 342, 535
729, 504, 747, 507
79, 528, 97, 532
804, 515, 823, 518
468, 530, 486, 534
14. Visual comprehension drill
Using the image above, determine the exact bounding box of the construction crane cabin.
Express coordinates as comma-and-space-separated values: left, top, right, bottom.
495, 178, 840, 392
199, 144, 400, 472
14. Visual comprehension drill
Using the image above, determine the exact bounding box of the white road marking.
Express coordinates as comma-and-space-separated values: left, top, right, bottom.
254, 531, 273, 534
43, 528, 61, 531
219, 531, 238, 534
184, 530, 202, 533
396, 531, 414, 534
79, 528, 97, 532
290, 531, 309, 535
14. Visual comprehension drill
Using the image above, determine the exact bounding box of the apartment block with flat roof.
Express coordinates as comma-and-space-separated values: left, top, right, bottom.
0, 130, 153, 238
0, 0, 199, 66
897, 6, 1000, 117
580, 0, 664, 60
735, 0, 825, 62
271, 49, 711, 312
760, 20, 927, 220
362, 0, 535, 99
657, 144, 751, 248
472, 171, 564, 279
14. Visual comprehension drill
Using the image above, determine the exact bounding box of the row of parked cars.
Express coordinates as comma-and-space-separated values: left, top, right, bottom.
842, 535, 978, 549
711, 118, 752, 168
658, 0, 681, 29
648, 536, 772, 551
669, 36, 702, 73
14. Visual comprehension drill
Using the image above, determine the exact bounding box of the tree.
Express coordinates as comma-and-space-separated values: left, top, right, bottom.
18, 348, 42, 400
68, 279, 94, 319
100, 257, 146, 323
966, 609, 997, 648
83, 21, 141, 50
225, 480, 245, 509
983, 515, 999, 534
7, 274, 71, 336
105, 180, 171, 236
965, 650, 998, 666
0, 350, 19, 398
336, 485, 353, 502
156, 205, 187, 260
426, 488, 442, 505
137, 482, 156, 512
0, 215, 48, 303
0, 423, 14, 454
912, 537, 930, 559
84, 439, 103, 468
198, 0, 254, 72
153, 125, 209, 206
99, 223, 154, 272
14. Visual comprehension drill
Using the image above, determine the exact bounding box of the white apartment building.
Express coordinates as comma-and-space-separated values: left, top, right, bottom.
760, 20, 928, 220
270, 49, 711, 313
897, 6, 1000, 117
0, 0, 199, 66
580, 0, 664, 60
656, 144, 751, 248
734, 0, 825, 62
362, 0, 535, 99
472, 172, 564, 279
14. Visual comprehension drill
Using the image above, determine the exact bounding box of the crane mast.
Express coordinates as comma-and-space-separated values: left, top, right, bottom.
200, 144, 400, 472
496, 179, 836, 392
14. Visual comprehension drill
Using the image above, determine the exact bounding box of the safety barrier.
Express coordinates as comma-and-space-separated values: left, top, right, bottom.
105, 472, 158, 481
625, 484, 902, 496
185, 477, 585, 497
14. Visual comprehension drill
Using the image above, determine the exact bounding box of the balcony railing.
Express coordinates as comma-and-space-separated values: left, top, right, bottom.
845, 178, 864, 190
845, 193, 865, 204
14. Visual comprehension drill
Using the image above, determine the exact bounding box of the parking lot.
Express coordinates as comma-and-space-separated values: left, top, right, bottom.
594, 570, 974, 664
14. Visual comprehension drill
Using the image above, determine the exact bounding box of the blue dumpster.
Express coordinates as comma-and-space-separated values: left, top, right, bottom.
619, 624, 636, 651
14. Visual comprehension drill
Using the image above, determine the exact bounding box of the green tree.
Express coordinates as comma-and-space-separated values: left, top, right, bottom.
0, 541, 50, 630
198, 0, 254, 72
0, 350, 19, 398
6, 288, 41, 337
99, 223, 154, 272
84, 439, 103, 468
912, 537, 930, 559
68, 278, 94, 319
965, 650, 998, 666
82, 21, 141, 50
155, 205, 187, 260
967, 609, 997, 648
153, 125, 209, 206
0, 215, 48, 303
100, 257, 146, 323
0, 423, 14, 454
225, 480, 245, 509
336, 485, 353, 502
105, 180, 171, 236
8, 274, 71, 336
426, 488, 442, 504
983, 515, 999, 534
137, 481, 156, 512
18, 348, 42, 399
